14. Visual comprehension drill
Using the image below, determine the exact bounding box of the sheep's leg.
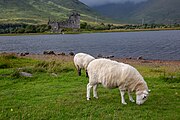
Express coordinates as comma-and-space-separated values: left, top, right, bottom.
86, 70, 88, 77
119, 89, 127, 105
87, 83, 93, 100
75, 65, 81, 76
93, 84, 98, 99
78, 68, 81, 76
128, 90, 135, 102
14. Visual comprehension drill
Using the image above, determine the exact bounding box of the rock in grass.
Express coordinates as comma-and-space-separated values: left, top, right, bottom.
19, 72, 33, 77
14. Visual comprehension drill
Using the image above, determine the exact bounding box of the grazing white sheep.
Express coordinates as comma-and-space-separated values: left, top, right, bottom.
86, 58, 150, 105
74, 53, 95, 77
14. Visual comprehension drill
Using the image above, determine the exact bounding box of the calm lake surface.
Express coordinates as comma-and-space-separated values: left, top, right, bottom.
0, 30, 180, 60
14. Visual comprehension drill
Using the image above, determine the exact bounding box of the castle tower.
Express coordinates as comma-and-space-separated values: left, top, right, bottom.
48, 12, 80, 33
69, 12, 80, 29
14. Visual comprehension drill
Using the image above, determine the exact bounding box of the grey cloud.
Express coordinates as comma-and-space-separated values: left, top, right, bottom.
79, 0, 148, 6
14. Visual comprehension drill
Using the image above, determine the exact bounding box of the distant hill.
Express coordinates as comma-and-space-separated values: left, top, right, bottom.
0, 0, 108, 24
93, 0, 180, 24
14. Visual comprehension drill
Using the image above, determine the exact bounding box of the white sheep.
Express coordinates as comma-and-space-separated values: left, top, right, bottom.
86, 58, 150, 105
74, 53, 95, 77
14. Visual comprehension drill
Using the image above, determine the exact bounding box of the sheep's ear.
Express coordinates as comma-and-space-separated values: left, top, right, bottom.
148, 89, 151, 92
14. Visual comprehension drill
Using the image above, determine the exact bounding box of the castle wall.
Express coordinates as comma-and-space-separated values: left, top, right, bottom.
48, 13, 80, 32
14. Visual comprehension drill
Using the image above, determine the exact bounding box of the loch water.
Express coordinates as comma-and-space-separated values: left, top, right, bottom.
0, 30, 180, 60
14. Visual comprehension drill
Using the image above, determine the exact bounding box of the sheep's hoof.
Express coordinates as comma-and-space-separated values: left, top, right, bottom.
87, 98, 91, 100
130, 99, 135, 102
122, 102, 127, 105
94, 96, 98, 99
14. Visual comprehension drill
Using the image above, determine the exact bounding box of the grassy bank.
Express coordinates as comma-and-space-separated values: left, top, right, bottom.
0, 54, 179, 119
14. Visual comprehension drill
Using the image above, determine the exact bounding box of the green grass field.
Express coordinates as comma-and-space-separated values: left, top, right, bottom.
0, 54, 179, 120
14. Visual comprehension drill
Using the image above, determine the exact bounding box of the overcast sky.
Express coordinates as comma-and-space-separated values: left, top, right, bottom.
79, 0, 148, 6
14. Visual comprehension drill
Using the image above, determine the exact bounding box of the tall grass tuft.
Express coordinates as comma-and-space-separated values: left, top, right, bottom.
0, 62, 11, 69
10, 69, 21, 78
3, 53, 17, 59
160, 75, 180, 83
34, 60, 75, 73
159, 65, 180, 83
0, 53, 17, 68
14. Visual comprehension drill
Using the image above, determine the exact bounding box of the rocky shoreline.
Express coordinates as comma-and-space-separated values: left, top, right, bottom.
1, 51, 180, 64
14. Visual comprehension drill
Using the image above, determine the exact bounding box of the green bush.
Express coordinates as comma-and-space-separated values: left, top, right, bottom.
0, 23, 51, 34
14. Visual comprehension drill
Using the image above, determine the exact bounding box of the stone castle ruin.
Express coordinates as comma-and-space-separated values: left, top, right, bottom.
48, 12, 80, 33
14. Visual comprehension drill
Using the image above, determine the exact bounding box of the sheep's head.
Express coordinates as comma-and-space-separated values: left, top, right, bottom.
136, 90, 149, 105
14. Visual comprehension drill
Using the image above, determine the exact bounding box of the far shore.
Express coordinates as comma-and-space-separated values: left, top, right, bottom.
0, 27, 180, 36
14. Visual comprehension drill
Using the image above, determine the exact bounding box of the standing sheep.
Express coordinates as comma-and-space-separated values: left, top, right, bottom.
74, 53, 95, 77
86, 58, 150, 105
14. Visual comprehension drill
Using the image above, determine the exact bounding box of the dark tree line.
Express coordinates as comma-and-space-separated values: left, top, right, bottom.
80, 22, 180, 31
0, 24, 51, 34
0, 22, 179, 34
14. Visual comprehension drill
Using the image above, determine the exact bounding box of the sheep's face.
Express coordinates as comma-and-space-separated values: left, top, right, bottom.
136, 90, 149, 105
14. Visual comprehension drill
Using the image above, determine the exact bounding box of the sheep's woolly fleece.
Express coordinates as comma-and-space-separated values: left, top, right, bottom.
74, 53, 95, 70
87, 58, 148, 92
